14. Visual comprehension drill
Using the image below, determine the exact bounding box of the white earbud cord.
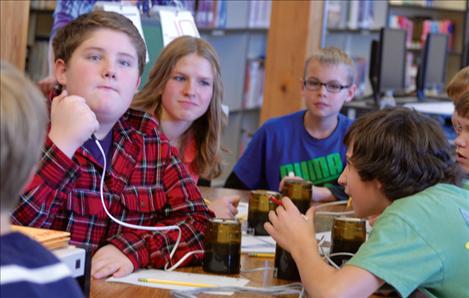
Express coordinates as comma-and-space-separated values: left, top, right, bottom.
93, 137, 202, 271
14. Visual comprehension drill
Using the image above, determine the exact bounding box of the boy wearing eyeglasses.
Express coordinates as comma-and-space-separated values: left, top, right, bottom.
225, 47, 356, 202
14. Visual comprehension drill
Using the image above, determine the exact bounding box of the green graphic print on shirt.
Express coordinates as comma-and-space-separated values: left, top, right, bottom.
279, 153, 343, 185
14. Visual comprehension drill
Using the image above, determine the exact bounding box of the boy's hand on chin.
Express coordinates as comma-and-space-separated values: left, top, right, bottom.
48, 90, 99, 158
91, 244, 134, 279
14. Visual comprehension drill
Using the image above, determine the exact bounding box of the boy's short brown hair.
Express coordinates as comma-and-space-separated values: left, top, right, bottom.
455, 91, 469, 118
52, 10, 146, 75
304, 47, 356, 85
447, 66, 469, 103
0, 61, 48, 212
344, 107, 460, 201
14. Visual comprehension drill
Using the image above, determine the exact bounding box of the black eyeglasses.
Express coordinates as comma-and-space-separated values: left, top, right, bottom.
303, 78, 351, 93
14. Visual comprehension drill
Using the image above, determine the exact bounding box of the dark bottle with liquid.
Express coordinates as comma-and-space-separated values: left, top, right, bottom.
203, 218, 241, 274
330, 217, 366, 267
247, 190, 281, 235
274, 179, 312, 281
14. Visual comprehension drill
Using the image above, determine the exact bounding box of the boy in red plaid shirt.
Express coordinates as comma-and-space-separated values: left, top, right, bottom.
12, 10, 213, 279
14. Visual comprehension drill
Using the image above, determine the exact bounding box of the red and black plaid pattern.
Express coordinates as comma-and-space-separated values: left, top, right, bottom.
12, 109, 214, 270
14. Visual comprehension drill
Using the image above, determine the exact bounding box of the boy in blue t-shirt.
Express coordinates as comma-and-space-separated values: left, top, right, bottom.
225, 47, 356, 202
265, 107, 469, 298
0, 62, 82, 297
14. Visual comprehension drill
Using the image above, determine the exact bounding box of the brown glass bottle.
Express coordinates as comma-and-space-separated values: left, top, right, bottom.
247, 190, 281, 235
203, 218, 241, 274
330, 217, 366, 267
274, 179, 312, 281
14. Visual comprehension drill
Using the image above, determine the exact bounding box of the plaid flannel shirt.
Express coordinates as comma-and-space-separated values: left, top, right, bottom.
12, 109, 214, 270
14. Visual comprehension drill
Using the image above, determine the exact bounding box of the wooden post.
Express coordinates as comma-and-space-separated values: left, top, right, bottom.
260, 0, 324, 124
0, 0, 30, 71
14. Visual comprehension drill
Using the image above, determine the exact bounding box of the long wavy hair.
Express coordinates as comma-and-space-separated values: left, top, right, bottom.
132, 36, 225, 179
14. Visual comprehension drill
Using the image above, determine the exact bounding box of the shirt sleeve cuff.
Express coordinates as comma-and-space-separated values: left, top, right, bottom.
37, 137, 80, 193
108, 233, 150, 271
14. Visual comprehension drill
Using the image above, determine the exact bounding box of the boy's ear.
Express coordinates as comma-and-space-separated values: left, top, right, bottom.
55, 59, 67, 86
345, 84, 357, 102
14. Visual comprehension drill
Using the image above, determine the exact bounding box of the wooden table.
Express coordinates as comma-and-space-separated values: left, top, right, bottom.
90, 187, 351, 298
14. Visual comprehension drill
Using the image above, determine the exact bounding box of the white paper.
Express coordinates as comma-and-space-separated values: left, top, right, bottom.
241, 231, 331, 254
241, 233, 276, 253
235, 202, 248, 221
159, 9, 199, 46
107, 269, 249, 295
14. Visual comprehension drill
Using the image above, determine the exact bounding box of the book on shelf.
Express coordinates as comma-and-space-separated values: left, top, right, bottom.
327, 0, 375, 30
195, 0, 227, 28
248, 0, 271, 29
30, 0, 56, 10
11, 225, 70, 250
327, 0, 349, 29
27, 41, 49, 82
390, 0, 466, 10
389, 15, 414, 46
389, 16, 455, 50
421, 19, 455, 50
348, 0, 374, 30
195, 0, 271, 29
242, 57, 265, 110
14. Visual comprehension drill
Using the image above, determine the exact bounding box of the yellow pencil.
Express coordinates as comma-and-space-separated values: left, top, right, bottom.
138, 278, 216, 288
203, 198, 211, 205
248, 252, 275, 258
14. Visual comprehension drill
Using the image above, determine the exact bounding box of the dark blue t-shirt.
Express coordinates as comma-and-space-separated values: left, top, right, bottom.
233, 110, 352, 194
0, 232, 83, 298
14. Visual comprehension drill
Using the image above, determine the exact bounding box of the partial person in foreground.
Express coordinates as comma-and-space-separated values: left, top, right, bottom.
225, 47, 356, 202
447, 66, 469, 187
0, 61, 82, 297
265, 107, 469, 298
446, 66, 469, 103
132, 36, 239, 218
453, 91, 469, 188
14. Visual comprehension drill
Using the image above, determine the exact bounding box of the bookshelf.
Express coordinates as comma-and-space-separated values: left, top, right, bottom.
323, 0, 469, 98
198, 0, 270, 185
386, 0, 468, 92
26, 0, 55, 82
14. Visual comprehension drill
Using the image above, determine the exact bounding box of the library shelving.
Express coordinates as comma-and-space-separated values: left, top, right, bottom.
26, 0, 55, 82
323, 0, 468, 97
198, 0, 271, 185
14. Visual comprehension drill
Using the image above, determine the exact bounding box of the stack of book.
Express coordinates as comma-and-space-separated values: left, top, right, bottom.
12, 225, 70, 250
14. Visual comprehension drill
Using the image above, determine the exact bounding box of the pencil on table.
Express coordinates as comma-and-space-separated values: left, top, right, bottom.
138, 278, 216, 288
248, 252, 275, 258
